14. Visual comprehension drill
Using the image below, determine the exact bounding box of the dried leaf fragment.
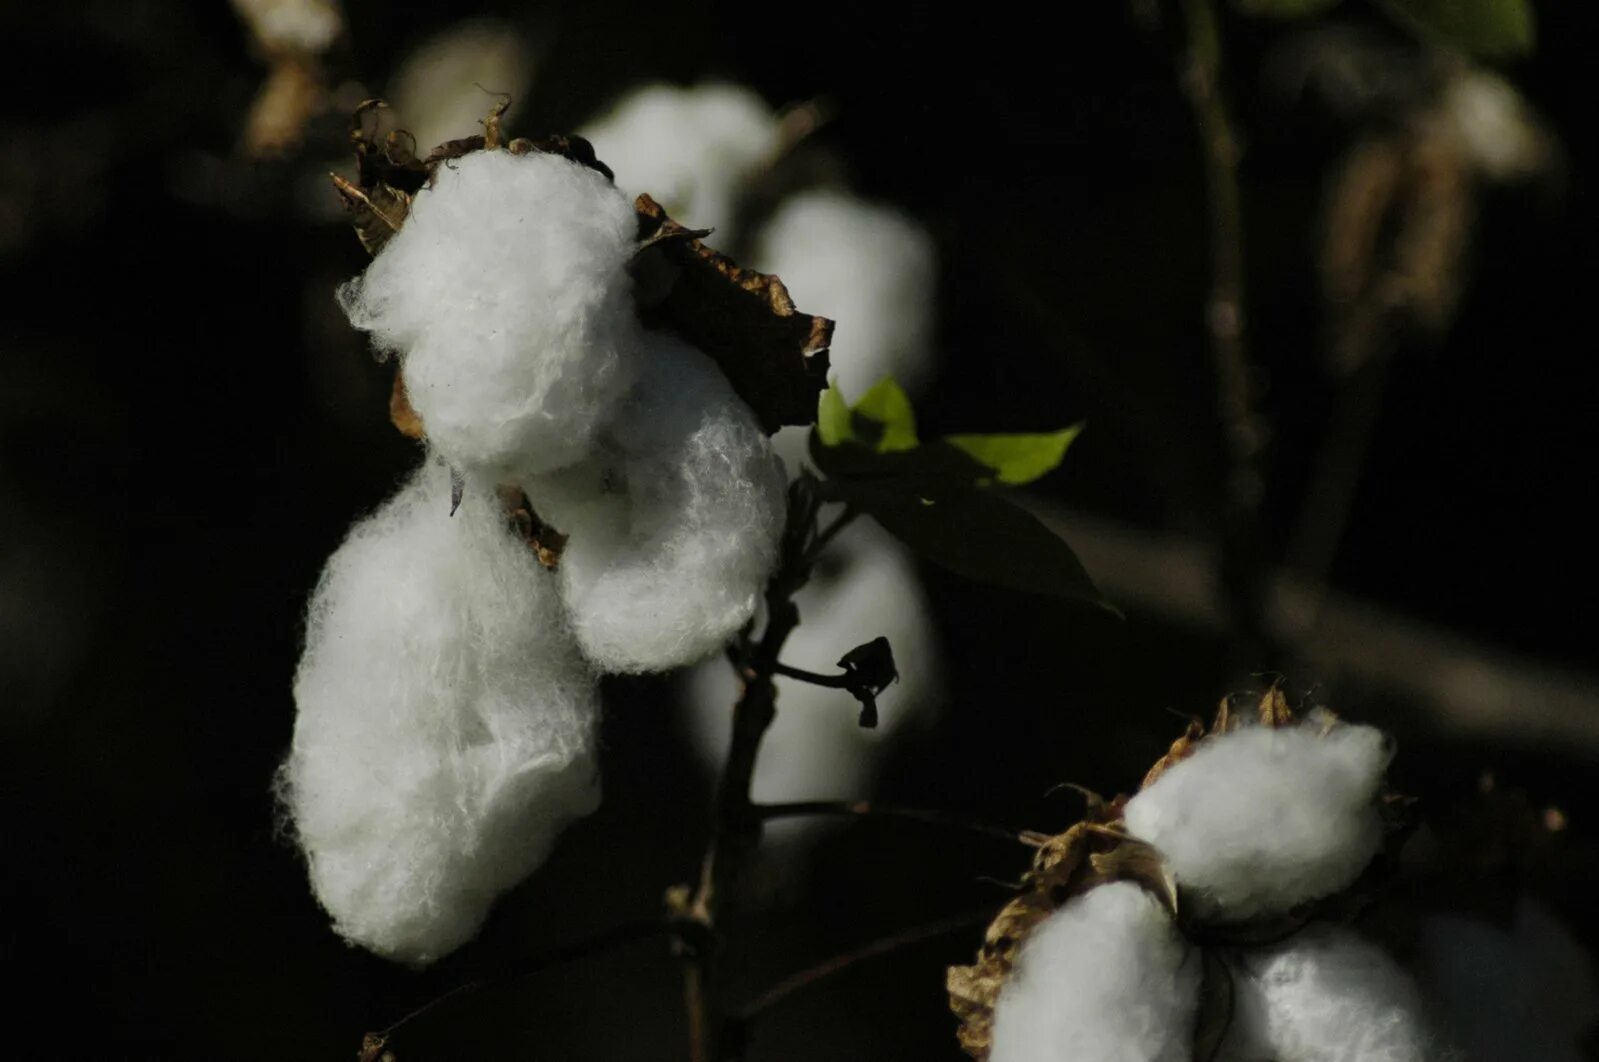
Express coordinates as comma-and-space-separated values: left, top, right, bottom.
633, 194, 832, 432
497, 486, 568, 570
389, 372, 424, 439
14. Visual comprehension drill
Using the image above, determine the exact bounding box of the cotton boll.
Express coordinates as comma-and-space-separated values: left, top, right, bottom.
753, 190, 937, 399
1417, 897, 1599, 1062
233, 0, 342, 54
990, 882, 1199, 1062
1219, 926, 1434, 1062
580, 82, 780, 236
1123, 723, 1390, 923
338, 149, 642, 478
389, 19, 534, 154
681, 519, 940, 818
282, 460, 601, 965
527, 336, 787, 673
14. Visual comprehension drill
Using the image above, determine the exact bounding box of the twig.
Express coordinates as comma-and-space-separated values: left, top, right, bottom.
1176, 0, 1272, 661
753, 800, 1050, 847
769, 662, 854, 688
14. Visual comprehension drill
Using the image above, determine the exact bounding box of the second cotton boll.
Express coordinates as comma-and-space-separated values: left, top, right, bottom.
526, 335, 788, 674
280, 460, 602, 966
338, 149, 644, 479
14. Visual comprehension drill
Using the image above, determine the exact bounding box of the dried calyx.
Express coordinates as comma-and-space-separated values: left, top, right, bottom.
948, 689, 1413, 1061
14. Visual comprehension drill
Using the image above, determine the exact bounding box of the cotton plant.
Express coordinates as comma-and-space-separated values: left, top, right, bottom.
949, 689, 1439, 1062
285, 99, 1088, 978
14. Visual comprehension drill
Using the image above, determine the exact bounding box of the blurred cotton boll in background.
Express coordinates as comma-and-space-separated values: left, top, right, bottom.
280, 460, 602, 966
682, 519, 942, 828
387, 19, 534, 155
580, 82, 780, 239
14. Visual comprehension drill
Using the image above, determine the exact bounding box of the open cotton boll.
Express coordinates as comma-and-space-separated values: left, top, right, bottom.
338, 149, 642, 478
753, 190, 937, 399
388, 19, 533, 154
1123, 723, 1390, 922
232, 0, 342, 53
681, 519, 939, 816
580, 82, 780, 236
526, 335, 787, 673
281, 460, 601, 966
990, 882, 1199, 1062
1219, 926, 1434, 1062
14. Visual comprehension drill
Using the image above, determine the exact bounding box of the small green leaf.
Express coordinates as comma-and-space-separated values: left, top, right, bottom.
850, 377, 919, 453
832, 479, 1107, 606
816, 381, 853, 447
945, 424, 1084, 486
1232, 0, 1341, 19
1376, 0, 1534, 58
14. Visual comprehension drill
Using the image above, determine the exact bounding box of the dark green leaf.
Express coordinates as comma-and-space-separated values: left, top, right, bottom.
946, 425, 1084, 486
1232, 0, 1341, 18
1376, 0, 1534, 58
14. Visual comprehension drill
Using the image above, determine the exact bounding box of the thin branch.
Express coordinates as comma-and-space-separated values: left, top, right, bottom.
753, 800, 1050, 847
1176, 0, 1271, 659
769, 661, 853, 688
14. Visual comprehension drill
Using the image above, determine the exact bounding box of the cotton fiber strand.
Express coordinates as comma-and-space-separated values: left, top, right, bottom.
1219, 926, 1433, 1062
753, 190, 937, 398
281, 460, 601, 966
581, 82, 779, 236
526, 336, 787, 673
338, 150, 642, 478
990, 882, 1199, 1062
1123, 722, 1390, 922
683, 519, 939, 816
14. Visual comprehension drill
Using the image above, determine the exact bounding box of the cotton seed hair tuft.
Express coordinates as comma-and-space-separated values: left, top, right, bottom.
281, 460, 601, 966
338, 149, 643, 479
1122, 720, 1391, 922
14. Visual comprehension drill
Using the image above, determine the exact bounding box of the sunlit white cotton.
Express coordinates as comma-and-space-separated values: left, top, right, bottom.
580, 82, 779, 237
1219, 926, 1433, 1062
1123, 722, 1389, 922
232, 0, 342, 53
527, 336, 787, 673
281, 460, 601, 965
753, 190, 937, 398
338, 149, 642, 478
991, 882, 1199, 1062
682, 519, 940, 819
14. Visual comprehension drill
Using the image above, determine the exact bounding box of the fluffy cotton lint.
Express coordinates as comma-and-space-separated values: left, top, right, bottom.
753, 190, 937, 399
580, 82, 779, 237
1219, 926, 1434, 1062
990, 882, 1200, 1062
525, 335, 787, 674
682, 519, 939, 815
281, 460, 601, 965
338, 149, 641, 478
1122, 722, 1390, 923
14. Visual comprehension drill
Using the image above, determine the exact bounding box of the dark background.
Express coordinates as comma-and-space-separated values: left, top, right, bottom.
2, 0, 1594, 1057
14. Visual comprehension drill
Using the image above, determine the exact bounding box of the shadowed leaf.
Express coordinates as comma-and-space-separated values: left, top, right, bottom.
1376, 0, 1534, 57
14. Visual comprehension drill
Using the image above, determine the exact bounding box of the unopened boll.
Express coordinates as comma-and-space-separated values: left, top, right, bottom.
526, 335, 787, 673
581, 82, 779, 236
1219, 926, 1434, 1062
338, 150, 642, 479
1123, 722, 1390, 922
281, 460, 601, 965
753, 190, 937, 399
990, 882, 1199, 1062
682, 518, 940, 817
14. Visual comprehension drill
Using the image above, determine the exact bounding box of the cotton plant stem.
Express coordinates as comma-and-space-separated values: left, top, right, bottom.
1176, 0, 1272, 662
753, 800, 1050, 847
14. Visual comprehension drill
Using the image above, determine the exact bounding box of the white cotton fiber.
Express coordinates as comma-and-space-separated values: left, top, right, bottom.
990, 882, 1200, 1062
232, 0, 342, 53
525, 335, 787, 673
681, 519, 940, 814
580, 82, 780, 236
338, 149, 642, 478
1219, 926, 1434, 1062
753, 190, 937, 399
1123, 723, 1390, 923
281, 460, 601, 965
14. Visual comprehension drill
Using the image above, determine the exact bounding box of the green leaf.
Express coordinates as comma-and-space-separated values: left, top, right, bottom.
850, 377, 919, 453
832, 479, 1107, 605
816, 381, 853, 447
946, 424, 1084, 486
1375, 0, 1534, 58
1232, 0, 1341, 19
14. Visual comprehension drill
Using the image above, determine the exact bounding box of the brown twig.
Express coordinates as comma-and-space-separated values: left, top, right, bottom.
753, 800, 1050, 847
1176, 0, 1272, 662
